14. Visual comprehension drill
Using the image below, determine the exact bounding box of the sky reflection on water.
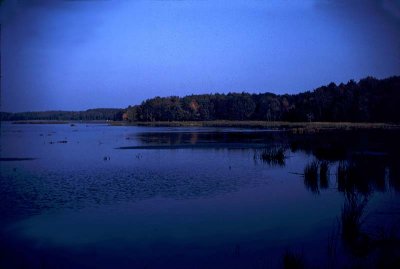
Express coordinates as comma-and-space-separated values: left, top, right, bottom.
1, 123, 399, 268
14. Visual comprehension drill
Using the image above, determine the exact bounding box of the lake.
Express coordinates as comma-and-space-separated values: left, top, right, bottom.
1, 123, 399, 268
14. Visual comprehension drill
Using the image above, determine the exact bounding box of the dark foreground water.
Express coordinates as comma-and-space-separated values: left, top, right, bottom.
1, 123, 400, 269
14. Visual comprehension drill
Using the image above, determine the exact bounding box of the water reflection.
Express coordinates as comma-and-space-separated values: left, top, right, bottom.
1, 124, 400, 269
292, 132, 400, 268
297, 140, 398, 195
340, 191, 369, 251
132, 129, 400, 195
303, 161, 320, 194
132, 129, 400, 267
129, 130, 288, 149
301, 161, 330, 194
337, 188, 400, 267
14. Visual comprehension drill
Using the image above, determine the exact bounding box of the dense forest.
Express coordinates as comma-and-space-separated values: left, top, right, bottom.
1, 76, 399, 123
0, 108, 124, 121
124, 76, 400, 123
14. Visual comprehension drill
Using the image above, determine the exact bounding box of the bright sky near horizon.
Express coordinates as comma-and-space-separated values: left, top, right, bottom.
1, 0, 400, 112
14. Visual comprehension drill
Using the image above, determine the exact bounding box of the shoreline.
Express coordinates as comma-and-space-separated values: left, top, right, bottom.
4, 120, 400, 132
109, 120, 400, 132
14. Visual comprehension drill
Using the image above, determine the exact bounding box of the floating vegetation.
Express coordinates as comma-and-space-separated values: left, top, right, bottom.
254, 147, 286, 166
49, 140, 68, 144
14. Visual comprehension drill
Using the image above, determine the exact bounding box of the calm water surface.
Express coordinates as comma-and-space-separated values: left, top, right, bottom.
1, 123, 399, 268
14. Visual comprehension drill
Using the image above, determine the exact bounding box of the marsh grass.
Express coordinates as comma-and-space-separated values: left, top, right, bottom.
304, 161, 319, 193
112, 121, 400, 131
254, 147, 286, 166
340, 192, 370, 256
337, 162, 348, 191
336, 159, 387, 195
303, 160, 330, 194
319, 161, 330, 189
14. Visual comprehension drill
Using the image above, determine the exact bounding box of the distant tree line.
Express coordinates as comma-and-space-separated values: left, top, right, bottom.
1, 76, 399, 123
0, 108, 124, 121
124, 76, 400, 123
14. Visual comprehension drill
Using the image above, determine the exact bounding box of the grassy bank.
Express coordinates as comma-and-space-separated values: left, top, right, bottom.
109, 120, 400, 132
6, 120, 400, 133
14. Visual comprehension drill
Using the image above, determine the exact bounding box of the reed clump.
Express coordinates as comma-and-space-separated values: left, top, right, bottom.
303, 160, 330, 193
254, 147, 286, 166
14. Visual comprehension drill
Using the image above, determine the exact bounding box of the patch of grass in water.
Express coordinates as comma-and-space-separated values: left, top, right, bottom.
340, 193, 369, 255
337, 161, 372, 195
319, 161, 329, 189
254, 147, 286, 166
304, 161, 319, 193
303, 160, 330, 194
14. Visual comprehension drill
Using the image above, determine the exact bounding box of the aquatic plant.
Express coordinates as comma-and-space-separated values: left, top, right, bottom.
337, 161, 372, 195
337, 161, 349, 193
304, 161, 319, 193
340, 192, 368, 245
319, 161, 329, 189
254, 147, 286, 166
302, 160, 331, 194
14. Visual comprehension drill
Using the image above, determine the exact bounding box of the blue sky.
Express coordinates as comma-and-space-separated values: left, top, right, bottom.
1, 0, 399, 112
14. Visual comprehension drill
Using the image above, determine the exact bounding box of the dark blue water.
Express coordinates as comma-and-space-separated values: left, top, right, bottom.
1, 123, 399, 268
